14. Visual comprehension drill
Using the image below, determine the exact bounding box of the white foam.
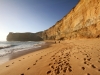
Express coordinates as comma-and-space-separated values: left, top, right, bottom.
0, 41, 45, 57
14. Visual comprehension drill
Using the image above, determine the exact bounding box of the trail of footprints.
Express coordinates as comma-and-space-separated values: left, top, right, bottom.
82, 49, 100, 73
20, 50, 57, 75
4, 44, 100, 75
4, 49, 57, 75
73, 46, 100, 75
47, 48, 73, 75
47, 45, 100, 75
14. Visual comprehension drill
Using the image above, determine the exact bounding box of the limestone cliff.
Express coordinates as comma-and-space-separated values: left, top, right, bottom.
7, 0, 100, 40
7, 32, 43, 41
39, 0, 100, 40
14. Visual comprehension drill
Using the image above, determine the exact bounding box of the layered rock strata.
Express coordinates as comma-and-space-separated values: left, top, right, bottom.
39, 0, 100, 40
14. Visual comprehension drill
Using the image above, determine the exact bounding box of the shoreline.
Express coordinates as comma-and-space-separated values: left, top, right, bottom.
0, 41, 54, 65
9, 41, 54, 60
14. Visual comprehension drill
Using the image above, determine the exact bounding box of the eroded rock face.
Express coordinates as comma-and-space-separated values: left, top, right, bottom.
7, 32, 43, 41
7, 0, 100, 40
39, 0, 100, 40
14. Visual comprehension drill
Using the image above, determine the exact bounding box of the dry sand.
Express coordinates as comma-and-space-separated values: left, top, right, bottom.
0, 39, 100, 75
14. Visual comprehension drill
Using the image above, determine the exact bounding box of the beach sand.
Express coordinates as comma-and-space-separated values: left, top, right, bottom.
0, 39, 100, 75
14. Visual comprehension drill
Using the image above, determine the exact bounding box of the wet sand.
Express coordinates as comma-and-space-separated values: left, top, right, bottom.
0, 39, 100, 75
0, 42, 53, 65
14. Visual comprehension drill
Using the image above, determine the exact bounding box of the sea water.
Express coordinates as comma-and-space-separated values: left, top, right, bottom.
0, 41, 45, 57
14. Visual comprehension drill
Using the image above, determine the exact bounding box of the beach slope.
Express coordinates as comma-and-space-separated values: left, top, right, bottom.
0, 39, 100, 75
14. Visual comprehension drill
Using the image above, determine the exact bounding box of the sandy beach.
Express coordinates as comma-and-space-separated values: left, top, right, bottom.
0, 39, 100, 75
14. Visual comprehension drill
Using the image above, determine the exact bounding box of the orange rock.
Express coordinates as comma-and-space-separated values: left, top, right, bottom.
38, 0, 100, 40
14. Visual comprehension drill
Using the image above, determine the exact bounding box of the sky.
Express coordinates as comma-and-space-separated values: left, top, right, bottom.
0, 0, 79, 41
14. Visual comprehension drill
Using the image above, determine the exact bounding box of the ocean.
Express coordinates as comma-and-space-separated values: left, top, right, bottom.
0, 41, 45, 57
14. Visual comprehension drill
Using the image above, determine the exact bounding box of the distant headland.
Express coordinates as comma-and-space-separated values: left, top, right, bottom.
7, 32, 43, 41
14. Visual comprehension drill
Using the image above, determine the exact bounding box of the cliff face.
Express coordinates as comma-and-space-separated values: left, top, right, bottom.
7, 0, 100, 40
40, 0, 100, 40
7, 32, 43, 41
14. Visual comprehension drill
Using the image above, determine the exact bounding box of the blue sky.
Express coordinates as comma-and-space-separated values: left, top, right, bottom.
0, 0, 79, 41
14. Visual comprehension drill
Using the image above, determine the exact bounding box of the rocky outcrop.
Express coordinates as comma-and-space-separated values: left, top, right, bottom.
7, 32, 43, 41
7, 0, 100, 40
35, 31, 43, 38
38, 0, 100, 40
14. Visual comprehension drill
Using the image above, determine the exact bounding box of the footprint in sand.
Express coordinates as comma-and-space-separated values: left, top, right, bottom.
21, 73, 24, 75
64, 57, 66, 58
69, 65, 72, 68
12, 62, 14, 64
98, 60, 100, 63
82, 67, 85, 70
54, 68, 60, 74
91, 64, 96, 68
84, 61, 87, 64
68, 68, 72, 72
53, 63, 56, 64
51, 65, 54, 69
33, 63, 36, 65
6, 65, 10, 67
19, 60, 21, 61
27, 67, 30, 70
87, 58, 91, 61
53, 58, 55, 60
47, 70, 51, 74
86, 73, 90, 75
84, 58, 86, 61
39, 56, 42, 59
48, 63, 52, 66
35, 60, 38, 62
98, 69, 100, 71
63, 67, 67, 73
